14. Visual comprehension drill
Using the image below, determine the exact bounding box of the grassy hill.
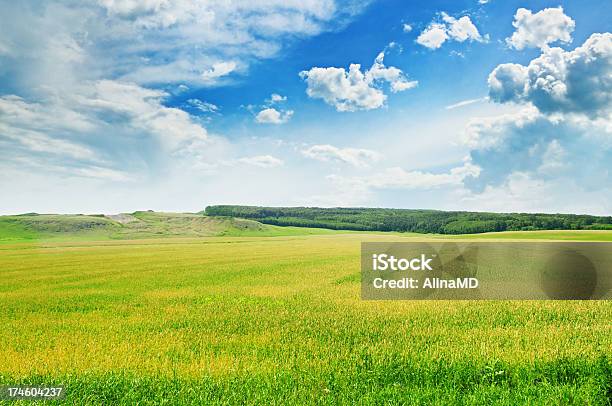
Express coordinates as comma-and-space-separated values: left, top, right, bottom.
0, 211, 343, 243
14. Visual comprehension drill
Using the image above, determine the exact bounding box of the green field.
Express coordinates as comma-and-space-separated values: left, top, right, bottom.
0, 215, 611, 404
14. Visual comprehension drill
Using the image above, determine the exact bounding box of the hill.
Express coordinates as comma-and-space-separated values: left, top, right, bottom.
205, 205, 612, 234
3, 207, 612, 243
0, 211, 336, 243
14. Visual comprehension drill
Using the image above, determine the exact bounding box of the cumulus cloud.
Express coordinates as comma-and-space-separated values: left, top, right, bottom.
461, 105, 612, 198
299, 51, 417, 111
464, 28, 612, 213
489, 33, 612, 117
416, 24, 449, 49
442, 13, 482, 43
237, 155, 284, 168
463, 106, 541, 150
487, 63, 529, 103
417, 13, 483, 49
300, 65, 384, 111
368, 52, 418, 93
402, 23, 412, 33
302, 144, 380, 167
252, 94, 293, 124
506, 7, 575, 50
255, 107, 294, 124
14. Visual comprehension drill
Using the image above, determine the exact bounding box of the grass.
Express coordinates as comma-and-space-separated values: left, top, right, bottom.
0, 231, 611, 404
0, 212, 345, 244
447, 229, 612, 241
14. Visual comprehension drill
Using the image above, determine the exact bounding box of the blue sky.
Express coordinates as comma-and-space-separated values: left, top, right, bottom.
0, 0, 610, 214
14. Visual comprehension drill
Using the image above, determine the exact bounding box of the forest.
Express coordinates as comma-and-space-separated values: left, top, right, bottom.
204, 205, 612, 234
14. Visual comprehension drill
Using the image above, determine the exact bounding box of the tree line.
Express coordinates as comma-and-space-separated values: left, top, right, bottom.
204, 205, 612, 234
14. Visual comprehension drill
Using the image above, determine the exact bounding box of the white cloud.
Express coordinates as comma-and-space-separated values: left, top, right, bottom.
201, 61, 237, 82
299, 50, 417, 111
268, 93, 287, 104
506, 7, 575, 50
462, 106, 540, 150
175, 84, 189, 94
487, 63, 529, 103
460, 172, 555, 212
82, 80, 208, 148
253, 94, 292, 124
328, 160, 480, 192
459, 172, 612, 215
3, 156, 133, 183
0, 79, 210, 180
0, 1, 372, 89
402, 23, 412, 33
302, 144, 380, 167
96, 0, 372, 85
417, 13, 483, 49
537, 139, 567, 175
441, 13, 482, 43
368, 52, 418, 93
0, 125, 97, 161
489, 33, 612, 117
0, 95, 98, 161
300, 65, 384, 111
187, 99, 219, 113
73, 166, 131, 182
464, 100, 612, 201
97, 0, 343, 33
255, 107, 294, 124
416, 23, 449, 49
237, 155, 284, 168
0, 95, 95, 134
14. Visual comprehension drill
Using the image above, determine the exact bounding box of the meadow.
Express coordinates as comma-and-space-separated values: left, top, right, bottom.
0, 217, 610, 404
